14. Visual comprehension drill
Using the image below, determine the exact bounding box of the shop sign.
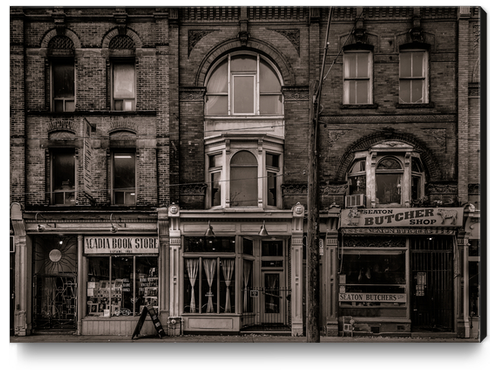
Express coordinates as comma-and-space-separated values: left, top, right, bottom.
341, 207, 463, 228
339, 292, 406, 303
84, 236, 159, 254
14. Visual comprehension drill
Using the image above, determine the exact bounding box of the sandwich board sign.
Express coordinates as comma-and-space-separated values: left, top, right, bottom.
132, 305, 165, 339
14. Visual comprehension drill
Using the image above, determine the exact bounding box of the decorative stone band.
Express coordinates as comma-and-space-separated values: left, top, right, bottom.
342, 227, 457, 236
180, 87, 207, 102
282, 87, 309, 101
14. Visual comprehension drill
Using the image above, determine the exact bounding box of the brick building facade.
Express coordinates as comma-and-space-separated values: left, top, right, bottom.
10, 6, 482, 339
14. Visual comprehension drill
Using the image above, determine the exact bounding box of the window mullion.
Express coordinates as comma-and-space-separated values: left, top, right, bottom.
256, 55, 260, 115
227, 55, 231, 115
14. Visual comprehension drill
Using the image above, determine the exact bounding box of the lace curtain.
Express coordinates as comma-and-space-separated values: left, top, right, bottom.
203, 259, 216, 313
186, 259, 199, 313
221, 259, 235, 313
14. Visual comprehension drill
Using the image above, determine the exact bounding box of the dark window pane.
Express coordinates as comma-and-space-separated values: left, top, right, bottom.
243, 238, 254, 256
52, 149, 75, 205
267, 172, 277, 206
342, 253, 406, 285
262, 241, 283, 256
184, 258, 200, 313
266, 153, 279, 168
260, 95, 282, 114
264, 273, 280, 313
349, 175, 366, 195
233, 76, 254, 113
231, 56, 256, 72
53, 61, 74, 98
231, 151, 256, 166
111, 256, 134, 316
411, 175, 421, 201
136, 257, 159, 313
230, 166, 257, 206
376, 174, 402, 204
184, 237, 236, 253
211, 172, 221, 206
114, 153, 135, 189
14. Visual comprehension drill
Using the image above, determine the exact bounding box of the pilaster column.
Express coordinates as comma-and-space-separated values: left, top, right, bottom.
290, 203, 304, 336
167, 204, 182, 334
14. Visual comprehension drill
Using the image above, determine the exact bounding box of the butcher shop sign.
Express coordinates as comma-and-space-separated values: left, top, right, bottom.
341, 207, 464, 228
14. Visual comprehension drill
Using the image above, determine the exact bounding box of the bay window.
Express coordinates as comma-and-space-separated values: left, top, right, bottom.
346, 143, 425, 207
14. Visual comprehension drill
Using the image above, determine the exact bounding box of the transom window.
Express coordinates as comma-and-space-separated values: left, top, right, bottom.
399, 50, 428, 104
205, 53, 283, 116
343, 50, 373, 104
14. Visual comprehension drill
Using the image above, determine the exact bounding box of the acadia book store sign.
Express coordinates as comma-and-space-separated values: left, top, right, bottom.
84, 236, 159, 254
341, 207, 464, 228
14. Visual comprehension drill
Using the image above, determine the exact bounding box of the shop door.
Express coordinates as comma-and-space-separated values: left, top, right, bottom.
411, 237, 454, 332
33, 236, 78, 332
260, 271, 285, 326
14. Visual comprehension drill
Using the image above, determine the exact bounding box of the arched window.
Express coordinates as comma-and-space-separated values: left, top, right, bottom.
375, 157, 403, 205
205, 53, 283, 116
230, 151, 258, 207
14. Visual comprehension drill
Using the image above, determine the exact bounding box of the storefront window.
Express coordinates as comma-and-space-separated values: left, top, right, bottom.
339, 251, 406, 307
183, 237, 236, 314
86, 255, 158, 317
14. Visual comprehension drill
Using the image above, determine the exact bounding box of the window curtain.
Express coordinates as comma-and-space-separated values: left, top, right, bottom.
203, 259, 216, 313
243, 261, 251, 312
186, 259, 199, 313
221, 259, 235, 313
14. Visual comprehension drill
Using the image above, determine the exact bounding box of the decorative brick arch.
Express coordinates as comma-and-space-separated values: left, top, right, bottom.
40, 28, 81, 49
195, 37, 295, 87
101, 27, 143, 49
334, 129, 442, 182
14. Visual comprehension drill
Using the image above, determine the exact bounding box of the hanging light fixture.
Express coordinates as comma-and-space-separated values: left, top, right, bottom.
35, 212, 55, 232
110, 213, 125, 234
204, 220, 215, 237
258, 221, 269, 237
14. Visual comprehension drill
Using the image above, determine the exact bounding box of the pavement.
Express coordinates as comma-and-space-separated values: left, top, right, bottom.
9, 333, 481, 343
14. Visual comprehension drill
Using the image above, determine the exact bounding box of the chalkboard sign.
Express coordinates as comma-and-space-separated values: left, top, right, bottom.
131, 305, 165, 339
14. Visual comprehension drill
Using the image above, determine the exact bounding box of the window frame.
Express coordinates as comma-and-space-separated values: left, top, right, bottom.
111, 59, 136, 111
51, 58, 75, 112
50, 148, 76, 206
111, 150, 136, 206
346, 149, 425, 208
205, 53, 284, 116
343, 50, 373, 105
399, 49, 429, 104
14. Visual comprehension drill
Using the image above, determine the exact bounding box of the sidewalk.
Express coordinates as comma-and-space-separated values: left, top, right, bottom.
10, 333, 481, 343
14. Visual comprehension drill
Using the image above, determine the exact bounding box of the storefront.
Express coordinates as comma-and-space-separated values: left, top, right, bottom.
166, 203, 305, 336
338, 207, 464, 336
81, 236, 161, 335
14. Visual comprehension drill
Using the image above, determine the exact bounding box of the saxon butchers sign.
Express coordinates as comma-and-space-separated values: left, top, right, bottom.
339, 293, 407, 303
341, 207, 463, 228
84, 236, 159, 254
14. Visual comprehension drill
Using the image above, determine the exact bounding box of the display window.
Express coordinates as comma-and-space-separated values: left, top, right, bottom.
183, 237, 237, 314
86, 255, 158, 317
339, 250, 407, 308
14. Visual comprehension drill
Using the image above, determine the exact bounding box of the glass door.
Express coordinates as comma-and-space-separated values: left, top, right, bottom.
261, 271, 285, 326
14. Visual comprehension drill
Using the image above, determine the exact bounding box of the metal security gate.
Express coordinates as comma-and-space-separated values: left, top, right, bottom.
411, 236, 454, 332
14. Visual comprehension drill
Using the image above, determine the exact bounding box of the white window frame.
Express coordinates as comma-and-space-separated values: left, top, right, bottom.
347, 148, 425, 208
343, 50, 373, 105
399, 49, 428, 104
205, 53, 283, 116
205, 141, 283, 210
